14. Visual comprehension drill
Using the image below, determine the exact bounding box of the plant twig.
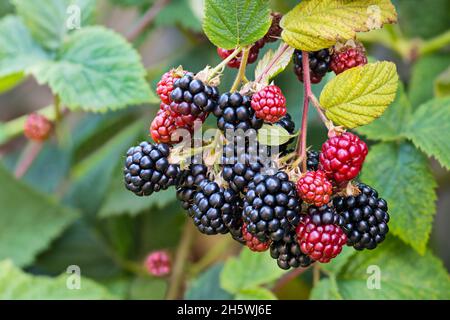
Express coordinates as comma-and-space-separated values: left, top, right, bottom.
14, 142, 43, 178
126, 0, 170, 42
255, 42, 290, 83
296, 51, 312, 172
230, 47, 250, 92
272, 265, 313, 292
309, 93, 331, 129
419, 30, 450, 57
166, 220, 196, 300
207, 47, 243, 81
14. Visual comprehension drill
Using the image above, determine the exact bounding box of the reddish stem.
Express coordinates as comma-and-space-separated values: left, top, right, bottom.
296, 51, 312, 172
14, 142, 43, 178
126, 0, 170, 42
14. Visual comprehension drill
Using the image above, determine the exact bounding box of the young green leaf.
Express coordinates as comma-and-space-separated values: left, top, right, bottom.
356, 82, 411, 141
311, 239, 450, 300
281, 0, 397, 51
29, 27, 154, 112
435, 67, 450, 98
0, 15, 48, 77
254, 43, 295, 85
203, 0, 271, 49
220, 248, 286, 294
0, 164, 79, 267
360, 142, 436, 255
0, 260, 115, 299
406, 97, 450, 170
13, 0, 96, 51
320, 62, 398, 129
257, 123, 296, 146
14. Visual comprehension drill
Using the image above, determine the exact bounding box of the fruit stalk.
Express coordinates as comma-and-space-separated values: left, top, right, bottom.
230, 47, 250, 92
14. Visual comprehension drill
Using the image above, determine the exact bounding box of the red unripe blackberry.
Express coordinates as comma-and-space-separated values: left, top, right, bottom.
144, 250, 171, 277
24, 113, 53, 142
270, 229, 314, 270
333, 183, 390, 250
156, 69, 186, 104
331, 42, 368, 75
296, 206, 347, 263
319, 132, 368, 184
242, 223, 271, 252
293, 49, 331, 84
150, 109, 179, 144
296, 170, 333, 207
251, 85, 287, 123
124, 142, 180, 196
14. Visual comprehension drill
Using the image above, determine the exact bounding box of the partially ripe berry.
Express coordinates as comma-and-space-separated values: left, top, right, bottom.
331, 42, 368, 75
319, 132, 368, 184
242, 223, 271, 252
24, 113, 52, 142
296, 171, 333, 207
217, 40, 264, 69
144, 250, 171, 277
150, 109, 179, 144
156, 69, 186, 104
296, 206, 347, 263
251, 85, 287, 123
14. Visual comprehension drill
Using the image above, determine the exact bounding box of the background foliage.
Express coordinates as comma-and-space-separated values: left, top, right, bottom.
0, 0, 449, 300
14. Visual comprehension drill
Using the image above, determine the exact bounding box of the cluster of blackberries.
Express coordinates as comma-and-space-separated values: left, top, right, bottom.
293, 40, 368, 84
123, 33, 387, 271
217, 12, 283, 68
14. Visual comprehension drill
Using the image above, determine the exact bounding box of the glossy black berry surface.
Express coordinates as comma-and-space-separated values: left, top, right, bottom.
270, 230, 314, 270
333, 183, 390, 250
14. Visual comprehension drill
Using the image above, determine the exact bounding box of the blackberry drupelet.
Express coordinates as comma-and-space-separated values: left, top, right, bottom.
124, 142, 180, 196
333, 183, 390, 250
307, 150, 320, 171
170, 73, 219, 116
188, 180, 240, 235
243, 171, 302, 242
270, 229, 314, 270
293, 49, 332, 84
213, 92, 263, 132
296, 205, 347, 263
176, 162, 208, 210
222, 137, 264, 193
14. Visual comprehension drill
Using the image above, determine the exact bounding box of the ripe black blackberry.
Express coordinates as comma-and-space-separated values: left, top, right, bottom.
270, 229, 314, 270
124, 142, 180, 196
243, 171, 302, 242
170, 73, 219, 116
176, 162, 208, 210
263, 12, 283, 43
188, 179, 240, 235
222, 136, 264, 193
213, 92, 263, 132
333, 183, 390, 250
307, 150, 320, 171
293, 49, 331, 84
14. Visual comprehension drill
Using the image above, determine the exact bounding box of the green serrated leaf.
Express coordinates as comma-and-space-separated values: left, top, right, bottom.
185, 264, 233, 300
235, 287, 277, 300
360, 142, 436, 255
0, 260, 115, 299
30, 26, 153, 112
435, 66, 450, 98
356, 82, 411, 141
220, 247, 286, 294
409, 54, 450, 108
254, 44, 294, 85
313, 239, 450, 300
258, 123, 296, 146
0, 164, 79, 267
203, 0, 271, 49
0, 15, 48, 77
320, 62, 398, 129
310, 275, 343, 300
13, 0, 96, 51
281, 0, 397, 51
406, 97, 450, 170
